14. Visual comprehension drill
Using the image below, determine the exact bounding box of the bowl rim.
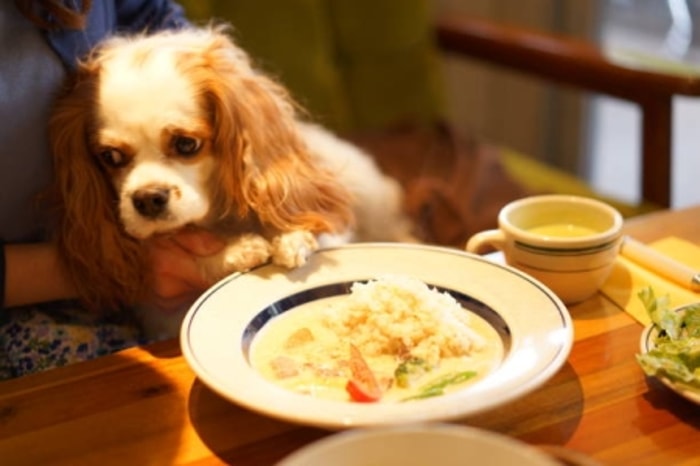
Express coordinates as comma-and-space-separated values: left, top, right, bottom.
275, 423, 560, 466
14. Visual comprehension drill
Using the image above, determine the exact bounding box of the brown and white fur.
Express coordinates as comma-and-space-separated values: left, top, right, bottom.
48, 25, 413, 338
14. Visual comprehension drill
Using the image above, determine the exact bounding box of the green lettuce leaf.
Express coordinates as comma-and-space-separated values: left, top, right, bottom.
636, 287, 700, 389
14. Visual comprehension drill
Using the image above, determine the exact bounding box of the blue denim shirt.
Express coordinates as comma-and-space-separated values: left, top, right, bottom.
45, 0, 189, 70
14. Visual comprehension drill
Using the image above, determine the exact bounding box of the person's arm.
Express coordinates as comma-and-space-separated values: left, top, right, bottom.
3, 230, 225, 312
3, 243, 78, 308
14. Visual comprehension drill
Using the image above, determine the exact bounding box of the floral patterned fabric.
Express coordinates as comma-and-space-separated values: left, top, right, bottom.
0, 303, 146, 380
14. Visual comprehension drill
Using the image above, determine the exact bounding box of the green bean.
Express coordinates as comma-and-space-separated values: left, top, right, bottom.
402, 370, 477, 401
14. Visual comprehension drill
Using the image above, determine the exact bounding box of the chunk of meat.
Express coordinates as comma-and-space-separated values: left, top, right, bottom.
270, 356, 300, 379
284, 327, 314, 349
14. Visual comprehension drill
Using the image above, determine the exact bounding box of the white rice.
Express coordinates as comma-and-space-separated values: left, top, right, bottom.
323, 275, 485, 365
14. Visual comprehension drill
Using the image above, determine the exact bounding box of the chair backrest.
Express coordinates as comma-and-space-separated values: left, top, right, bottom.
435, 15, 700, 207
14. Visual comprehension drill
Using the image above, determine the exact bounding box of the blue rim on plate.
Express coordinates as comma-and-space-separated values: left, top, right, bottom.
240, 281, 514, 357
181, 243, 573, 429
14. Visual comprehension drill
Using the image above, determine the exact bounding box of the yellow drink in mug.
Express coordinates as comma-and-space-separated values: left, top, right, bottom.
465, 195, 623, 304
527, 223, 600, 237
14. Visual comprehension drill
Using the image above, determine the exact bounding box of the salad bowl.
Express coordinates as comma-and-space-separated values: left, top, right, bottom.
638, 292, 700, 405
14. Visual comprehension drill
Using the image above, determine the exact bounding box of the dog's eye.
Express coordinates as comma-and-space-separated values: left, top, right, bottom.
98, 148, 127, 168
173, 136, 202, 157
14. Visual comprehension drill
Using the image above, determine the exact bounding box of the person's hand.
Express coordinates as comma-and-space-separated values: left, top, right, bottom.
145, 228, 226, 314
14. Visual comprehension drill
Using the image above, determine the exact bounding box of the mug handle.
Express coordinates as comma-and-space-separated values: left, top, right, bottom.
465, 229, 506, 255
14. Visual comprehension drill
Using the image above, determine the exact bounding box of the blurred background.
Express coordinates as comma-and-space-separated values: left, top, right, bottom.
181, 0, 700, 209
436, 0, 700, 208
591, 0, 700, 207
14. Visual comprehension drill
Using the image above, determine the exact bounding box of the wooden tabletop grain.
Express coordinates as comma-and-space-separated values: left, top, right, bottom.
1, 206, 699, 466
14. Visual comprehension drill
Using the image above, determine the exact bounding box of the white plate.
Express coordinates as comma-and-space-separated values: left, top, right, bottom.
275, 423, 560, 466
639, 307, 700, 405
181, 243, 573, 429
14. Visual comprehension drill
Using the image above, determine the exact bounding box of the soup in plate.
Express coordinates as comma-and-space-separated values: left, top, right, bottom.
250, 275, 504, 402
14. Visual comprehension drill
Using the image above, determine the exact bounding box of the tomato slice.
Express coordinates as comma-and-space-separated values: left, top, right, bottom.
345, 344, 382, 402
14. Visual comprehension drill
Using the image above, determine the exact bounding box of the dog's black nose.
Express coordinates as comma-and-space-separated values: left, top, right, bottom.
132, 187, 170, 218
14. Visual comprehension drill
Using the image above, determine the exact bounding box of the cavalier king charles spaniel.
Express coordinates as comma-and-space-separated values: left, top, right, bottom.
48, 25, 413, 338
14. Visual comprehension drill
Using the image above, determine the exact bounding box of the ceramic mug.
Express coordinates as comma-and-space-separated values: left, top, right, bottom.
465, 194, 623, 304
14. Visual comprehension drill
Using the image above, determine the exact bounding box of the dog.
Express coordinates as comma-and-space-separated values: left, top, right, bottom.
48, 25, 414, 338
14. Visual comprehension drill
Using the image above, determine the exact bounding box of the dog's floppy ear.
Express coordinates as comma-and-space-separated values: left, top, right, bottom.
48, 63, 149, 311
195, 28, 354, 234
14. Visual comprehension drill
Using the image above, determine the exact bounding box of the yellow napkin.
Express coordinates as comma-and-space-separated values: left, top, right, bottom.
600, 236, 700, 325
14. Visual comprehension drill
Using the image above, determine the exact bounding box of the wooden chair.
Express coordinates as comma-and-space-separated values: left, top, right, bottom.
435, 14, 700, 207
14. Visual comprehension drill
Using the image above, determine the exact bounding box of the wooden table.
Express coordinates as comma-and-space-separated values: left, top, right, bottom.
1, 207, 699, 466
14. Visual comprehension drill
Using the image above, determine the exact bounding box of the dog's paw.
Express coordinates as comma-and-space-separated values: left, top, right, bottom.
220, 233, 272, 273
271, 230, 319, 268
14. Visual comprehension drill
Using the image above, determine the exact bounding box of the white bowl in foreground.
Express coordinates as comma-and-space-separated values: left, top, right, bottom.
275, 424, 559, 466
